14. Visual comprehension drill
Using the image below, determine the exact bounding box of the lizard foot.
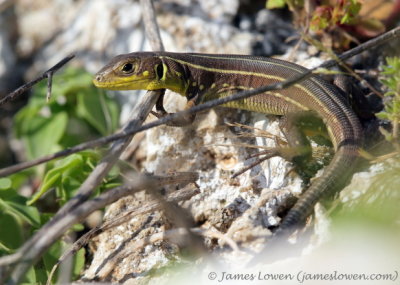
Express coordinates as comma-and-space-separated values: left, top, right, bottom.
150, 110, 195, 127
231, 146, 300, 178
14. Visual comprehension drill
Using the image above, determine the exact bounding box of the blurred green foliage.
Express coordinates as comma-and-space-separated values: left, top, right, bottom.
266, 0, 361, 30
334, 162, 400, 226
332, 57, 400, 231
377, 57, 400, 144
266, 0, 385, 50
0, 67, 122, 283
14, 67, 120, 159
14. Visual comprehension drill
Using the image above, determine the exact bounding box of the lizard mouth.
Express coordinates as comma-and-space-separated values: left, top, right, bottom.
92, 76, 150, 90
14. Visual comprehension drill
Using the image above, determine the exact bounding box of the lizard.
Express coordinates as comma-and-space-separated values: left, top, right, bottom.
92, 51, 363, 235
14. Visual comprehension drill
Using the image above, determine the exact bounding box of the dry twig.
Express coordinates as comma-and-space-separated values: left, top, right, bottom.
0, 55, 74, 106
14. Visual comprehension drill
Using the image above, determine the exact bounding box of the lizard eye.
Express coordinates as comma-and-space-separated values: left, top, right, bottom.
121, 62, 135, 74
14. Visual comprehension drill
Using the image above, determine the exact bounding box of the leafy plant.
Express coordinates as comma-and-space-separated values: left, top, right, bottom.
0, 179, 40, 254
266, 0, 387, 49
328, 58, 400, 245
14, 67, 120, 160
1, 67, 122, 283
377, 57, 400, 147
310, 0, 361, 31
13, 67, 122, 199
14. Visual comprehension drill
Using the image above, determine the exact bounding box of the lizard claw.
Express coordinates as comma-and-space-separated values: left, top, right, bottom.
150, 110, 195, 127
231, 148, 280, 178
150, 110, 167, 119
231, 146, 309, 179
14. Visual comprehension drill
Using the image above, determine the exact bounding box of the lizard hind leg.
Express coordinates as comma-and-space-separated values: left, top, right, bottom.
279, 112, 313, 168
279, 111, 333, 182
232, 111, 330, 181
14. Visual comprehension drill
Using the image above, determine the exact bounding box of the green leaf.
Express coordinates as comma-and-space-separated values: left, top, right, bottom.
43, 240, 62, 274
72, 223, 84, 232
266, 0, 287, 9
21, 266, 37, 284
76, 88, 119, 135
73, 248, 85, 278
52, 67, 93, 97
340, 0, 361, 24
28, 151, 102, 205
8, 169, 35, 191
14, 104, 41, 137
27, 173, 61, 205
0, 178, 12, 190
376, 112, 389, 120
15, 110, 68, 159
41, 212, 55, 224
0, 240, 13, 254
0, 198, 41, 227
0, 188, 18, 201
27, 154, 83, 205
378, 57, 400, 139
0, 211, 23, 250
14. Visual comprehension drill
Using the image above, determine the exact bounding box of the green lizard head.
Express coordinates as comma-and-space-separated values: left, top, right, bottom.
93, 52, 187, 95
93, 52, 167, 91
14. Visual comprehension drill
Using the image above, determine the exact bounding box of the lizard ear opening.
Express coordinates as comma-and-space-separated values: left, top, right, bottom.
156, 64, 164, 80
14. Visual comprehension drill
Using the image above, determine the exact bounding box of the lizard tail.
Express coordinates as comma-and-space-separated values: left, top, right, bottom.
278, 144, 360, 232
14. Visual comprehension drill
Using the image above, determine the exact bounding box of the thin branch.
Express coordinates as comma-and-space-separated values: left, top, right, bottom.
46, 72, 53, 102
1, 26, 399, 178
232, 153, 276, 178
303, 34, 384, 98
0, 54, 75, 106
139, 0, 165, 51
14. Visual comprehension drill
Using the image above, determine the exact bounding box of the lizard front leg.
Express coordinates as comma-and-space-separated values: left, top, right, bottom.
151, 93, 199, 127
